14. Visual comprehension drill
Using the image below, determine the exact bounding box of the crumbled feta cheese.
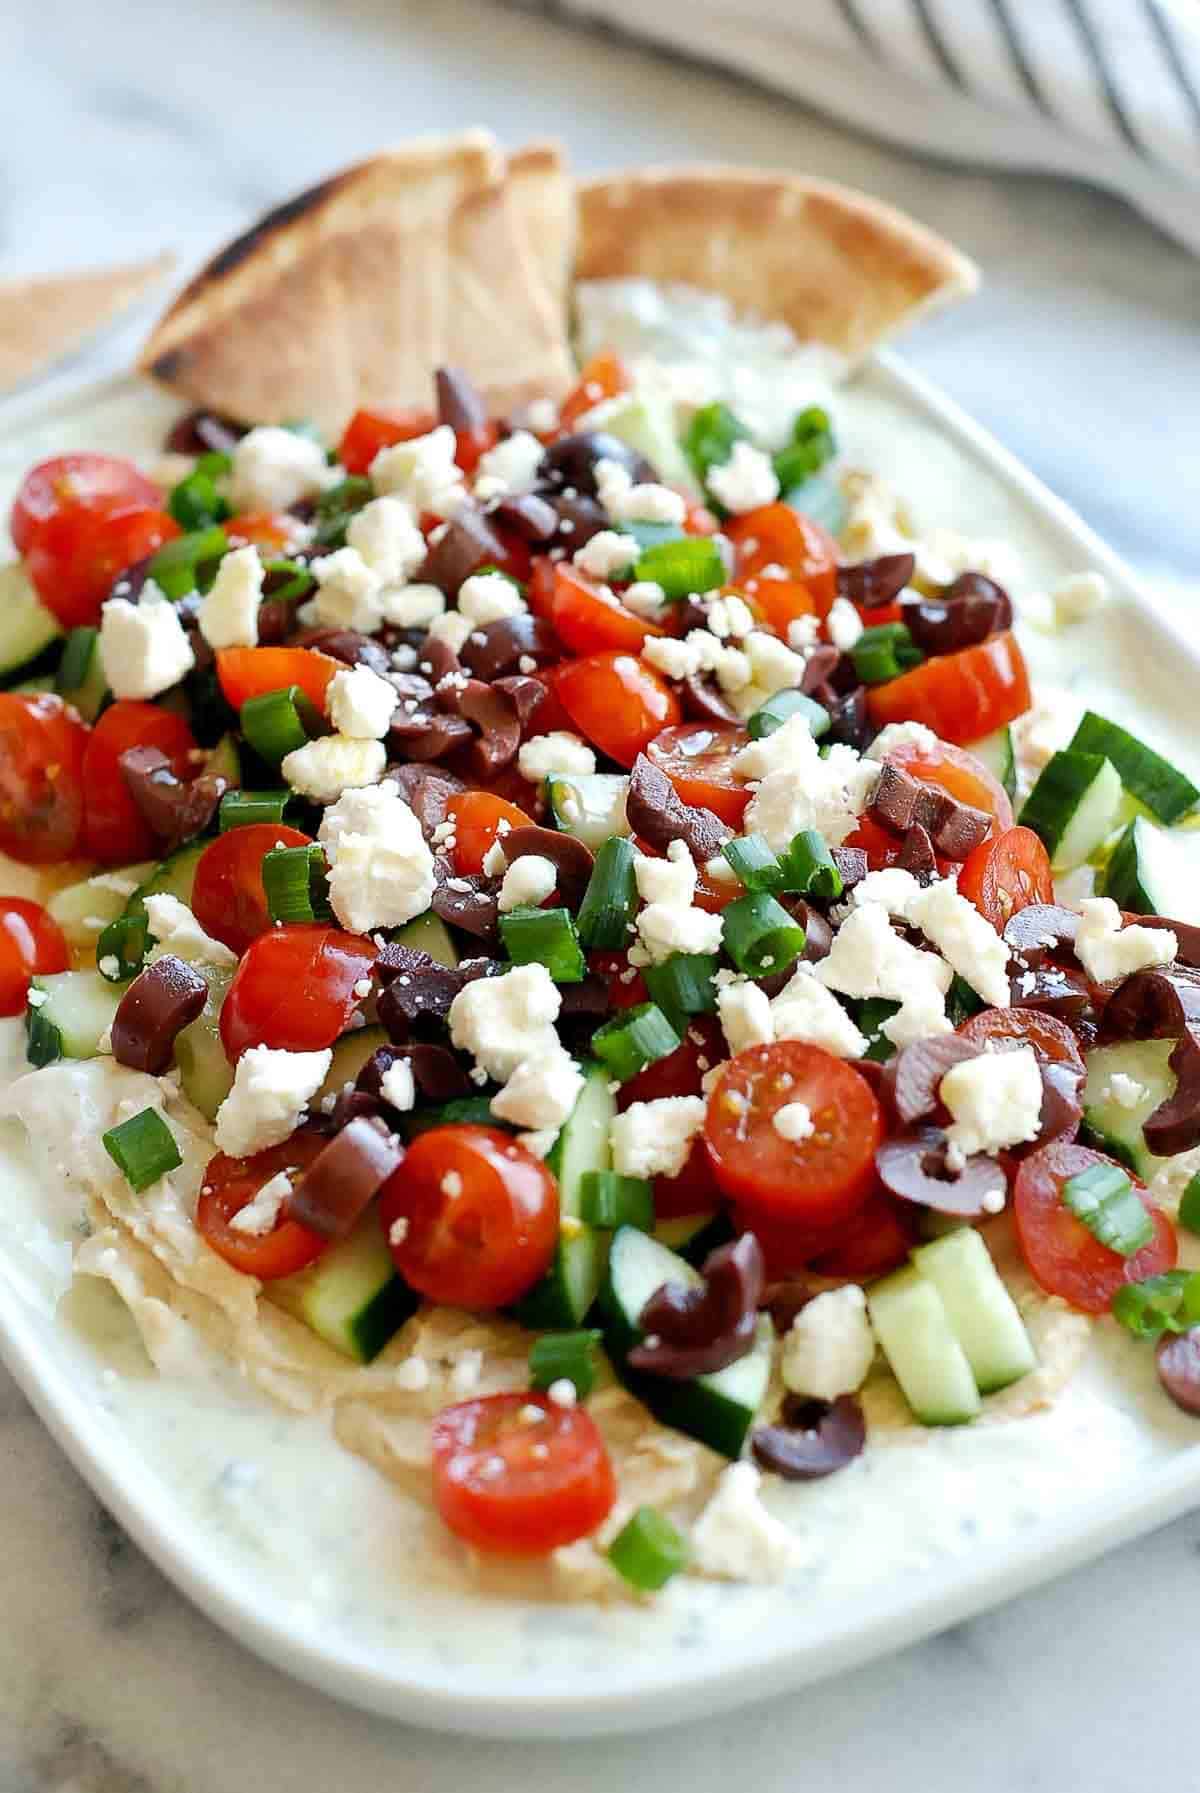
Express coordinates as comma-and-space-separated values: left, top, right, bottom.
784, 614, 820, 654
229, 426, 335, 512
425, 610, 475, 655
610, 1095, 706, 1179
370, 426, 465, 520
518, 1127, 559, 1159
773, 1101, 814, 1143
826, 595, 864, 652
691, 1462, 798, 1583
572, 529, 639, 581
517, 732, 596, 781
1051, 570, 1109, 627
448, 963, 562, 1082
228, 1170, 292, 1236
717, 979, 775, 1055
733, 712, 822, 782
1108, 1072, 1147, 1110
635, 863, 725, 965
326, 664, 397, 740
634, 844, 695, 908
703, 594, 756, 641
310, 546, 384, 633
498, 854, 558, 913
345, 494, 427, 585
394, 1353, 429, 1391
458, 572, 526, 626
214, 1046, 332, 1157
317, 781, 400, 857
621, 580, 668, 619
481, 839, 508, 878
281, 736, 386, 804
850, 867, 925, 916
707, 441, 779, 514
1075, 897, 1177, 984
941, 1044, 1043, 1157
732, 631, 810, 715
600, 471, 687, 528
198, 544, 263, 650
524, 398, 559, 435
379, 1058, 416, 1112
908, 879, 1012, 1009
380, 582, 446, 629
770, 964, 867, 1059
99, 591, 195, 700
318, 780, 434, 933
738, 720, 878, 853
642, 635, 703, 681
97, 955, 120, 981
143, 893, 236, 970
781, 1285, 874, 1400
816, 903, 952, 1048
490, 1048, 583, 1132
864, 720, 939, 761
472, 430, 544, 499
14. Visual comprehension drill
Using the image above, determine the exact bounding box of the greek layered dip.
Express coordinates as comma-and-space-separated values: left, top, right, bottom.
3, 307, 1200, 1600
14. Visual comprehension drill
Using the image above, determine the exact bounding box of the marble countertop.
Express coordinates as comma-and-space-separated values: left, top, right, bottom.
2, 1, 1198, 1786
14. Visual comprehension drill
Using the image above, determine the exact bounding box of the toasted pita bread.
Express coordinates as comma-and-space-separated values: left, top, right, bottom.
0, 254, 174, 392
139, 132, 573, 435
575, 166, 978, 362
507, 140, 574, 322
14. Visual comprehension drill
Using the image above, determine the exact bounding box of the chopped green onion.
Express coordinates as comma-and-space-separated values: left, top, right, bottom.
593, 1002, 681, 1082
643, 952, 719, 1026
239, 685, 320, 763
24, 1004, 62, 1068
580, 1170, 655, 1232
772, 405, 836, 492
854, 997, 900, 1063
168, 453, 232, 531
219, 788, 295, 831
312, 475, 372, 547
55, 626, 98, 696
777, 829, 842, 901
147, 525, 230, 600
102, 1107, 183, 1192
607, 1505, 689, 1592
747, 688, 830, 741
262, 844, 331, 924
1178, 1173, 1200, 1237
618, 519, 686, 553
633, 538, 725, 601
945, 974, 984, 1026
96, 913, 147, 982
576, 836, 638, 951
720, 834, 783, 893
850, 622, 923, 686
1111, 1271, 1200, 1340
721, 892, 806, 979
1062, 1162, 1153, 1256
683, 401, 749, 488
499, 906, 586, 983
262, 558, 316, 605
528, 1329, 602, 1399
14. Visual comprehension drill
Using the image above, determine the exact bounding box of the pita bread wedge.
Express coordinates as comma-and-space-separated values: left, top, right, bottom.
506, 140, 574, 322
575, 166, 978, 362
0, 253, 174, 392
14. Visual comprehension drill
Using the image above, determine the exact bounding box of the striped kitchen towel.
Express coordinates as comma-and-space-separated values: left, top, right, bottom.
539, 0, 1200, 253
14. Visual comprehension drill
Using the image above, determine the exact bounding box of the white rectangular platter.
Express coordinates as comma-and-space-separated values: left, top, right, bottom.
1, 354, 1198, 1739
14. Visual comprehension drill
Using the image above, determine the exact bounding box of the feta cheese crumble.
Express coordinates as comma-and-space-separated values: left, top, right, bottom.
448, 963, 562, 1083
772, 1101, 814, 1143
1108, 1072, 1147, 1110
229, 1170, 293, 1236
458, 572, 526, 626
370, 425, 466, 520
143, 894, 236, 970
770, 964, 868, 1059
99, 590, 195, 700
517, 732, 596, 781
309, 546, 384, 633
198, 544, 263, 650
229, 426, 336, 513
816, 903, 952, 1048
281, 736, 386, 805
610, 1095, 706, 1180
572, 530, 639, 581
706, 441, 779, 515
691, 1462, 799, 1583
825, 595, 864, 652
317, 778, 434, 933
326, 664, 398, 740
941, 1045, 1043, 1157
214, 1046, 332, 1157
497, 854, 558, 913
717, 979, 775, 1055
346, 495, 427, 585
472, 430, 544, 500
781, 1285, 875, 1400
490, 1048, 583, 1133
379, 1058, 416, 1113
1074, 897, 1177, 984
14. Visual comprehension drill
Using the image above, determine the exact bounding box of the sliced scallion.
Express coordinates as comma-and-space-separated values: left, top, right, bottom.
1062, 1162, 1153, 1256
607, 1506, 689, 1592
721, 892, 806, 979
579, 1170, 655, 1232
239, 685, 319, 763
102, 1107, 183, 1192
772, 405, 836, 492
633, 538, 724, 601
575, 836, 638, 951
312, 475, 372, 548
777, 829, 842, 901
850, 622, 923, 686
592, 1003, 681, 1082
262, 843, 332, 924
55, 626, 98, 696
24, 1004, 63, 1068
854, 997, 900, 1063
747, 688, 830, 741
499, 906, 586, 983
684, 401, 749, 488
262, 558, 316, 605
1178, 1173, 1200, 1237
643, 952, 719, 1026
528, 1328, 602, 1399
945, 973, 984, 1027
1111, 1271, 1200, 1340
147, 525, 230, 600
720, 834, 783, 893
219, 789, 295, 831
95, 913, 147, 982
168, 453, 232, 531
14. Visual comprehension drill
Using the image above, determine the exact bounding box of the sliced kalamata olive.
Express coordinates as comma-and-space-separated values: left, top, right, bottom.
1009, 962, 1094, 1028
555, 975, 612, 1020
1027, 1059, 1084, 1151
458, 613, 558, 680
288, 1117, 404, 1238
541, 490, 611, 551
1003, 902, 1080, 965
1156, 1328, 1200, 1415
901, 571, 1013, 657
491, 674, 547, 732
429, 867, 501, 941
1145, 1044, 1200, 1156
417, 636, 462, 686
797, 903, 833, 964
831, 846, 868, 895
1102, 964, 1200, 1041
489, 491, 560, 544
435, 366, 487, 436
761, 1279, 815, 1333
386, 763, 466, 838
538, 431, 655, 498
818, 683, 870, 750
111, 954, 207, 1075
118, 746, 227, 852
625, 752, 732, 864
680, 673, 742, 726
320, 1088, 387, 1134
165, 409, 244, 456
356, 1041, 471, 1105
419, 508, 506, 597
868, 762, 990, 860
629, 1235, 764, 1379
503, 825, 595, 909
837, 552, 916, 609
876, 1127, 1007, 1216
895, 822, 937, 884
891, 1035, 982, 1125
300, 627, 393, 677
389, 710, 474, 762
374, 944, 495, 1035
751, 1394, 866, 1481
255, 599, 292, 645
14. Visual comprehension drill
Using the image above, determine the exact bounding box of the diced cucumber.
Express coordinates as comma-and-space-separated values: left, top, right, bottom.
1068, 711, 1199, 825
204, 732, 241, 788
1081, 1038, 1177, 1180
0, 562, 62, 683
55, 626, 109, 722
1019, 750, 1123, 871
390, 911, 459, 968
25, 970, 124, 1066
45, 863, 156, 949
867, 1266, 982, 1426
1103, 815, 1200, 925
911, 1227, 1036, 1395
513, 1061, 613, 1329
600, 1226, 773, 1459
577, 391, 698, 497
545, 773, 630, 849
654, 1211, 720, 1253
129, 841, 209, 920
174, 965, 234, 1120
268, 1206, 417, 1362
966, 726, 1016, 801
316, 1026, 388, 1107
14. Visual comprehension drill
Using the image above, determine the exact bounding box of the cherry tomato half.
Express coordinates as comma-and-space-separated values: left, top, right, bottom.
551, 564, 663, 655
725, 505, 838, 616
10, 453, 160, 554
705, 1041, 882, 1229
196, 1128, 330, 1279
1013, 1140, 1176, 1314
886, 737, 1014, 835
337, 406, 436, 478
0, 692, 89, 865
645, 722, 752, 828
219, 924, 377, 1059
619, 1015, 724, 1110
445, 790, 535, 875
555, 652, 680, 768
559, 351, 630, 433
866, 630, 1032, 745
0, 899, 69, 1014
215, 645, 339, 715
81, 701, 197, 865
26, 499, 181, 630
192, 822, 315, 955
431, 1392, 617, 1556
379, 1124, 559, 1309
958, 825, 1052, 932
739, 574, 819, 636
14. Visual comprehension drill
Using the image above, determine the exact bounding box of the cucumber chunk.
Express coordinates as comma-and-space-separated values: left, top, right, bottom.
0, 562, 61, 683
1081, 1038, 1177, 1180
600, 1226, 773, 1458
130, 841, 209, 919
26, 970, 123, 1065
911, 1227, 1036, 1395
578, 391, 698, 497
1103, 815, 1200, 925
1020, 750, 1123, 871
55, 625, 109, 722
1068, 711, 1199, 825
269, 1207, 417, 1362
513, 1061, 613, 1329
390, 911, 459, 968
316, 1026, 388, 1108
545, 773, 630, 849
174, 966, 234, 1120
867, 1266, 982, 1425
966, 726, 1016, 801
45, 863, 156, 949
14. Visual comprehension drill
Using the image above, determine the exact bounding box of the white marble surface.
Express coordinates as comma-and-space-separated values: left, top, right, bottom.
2, 0, 1199, 1786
